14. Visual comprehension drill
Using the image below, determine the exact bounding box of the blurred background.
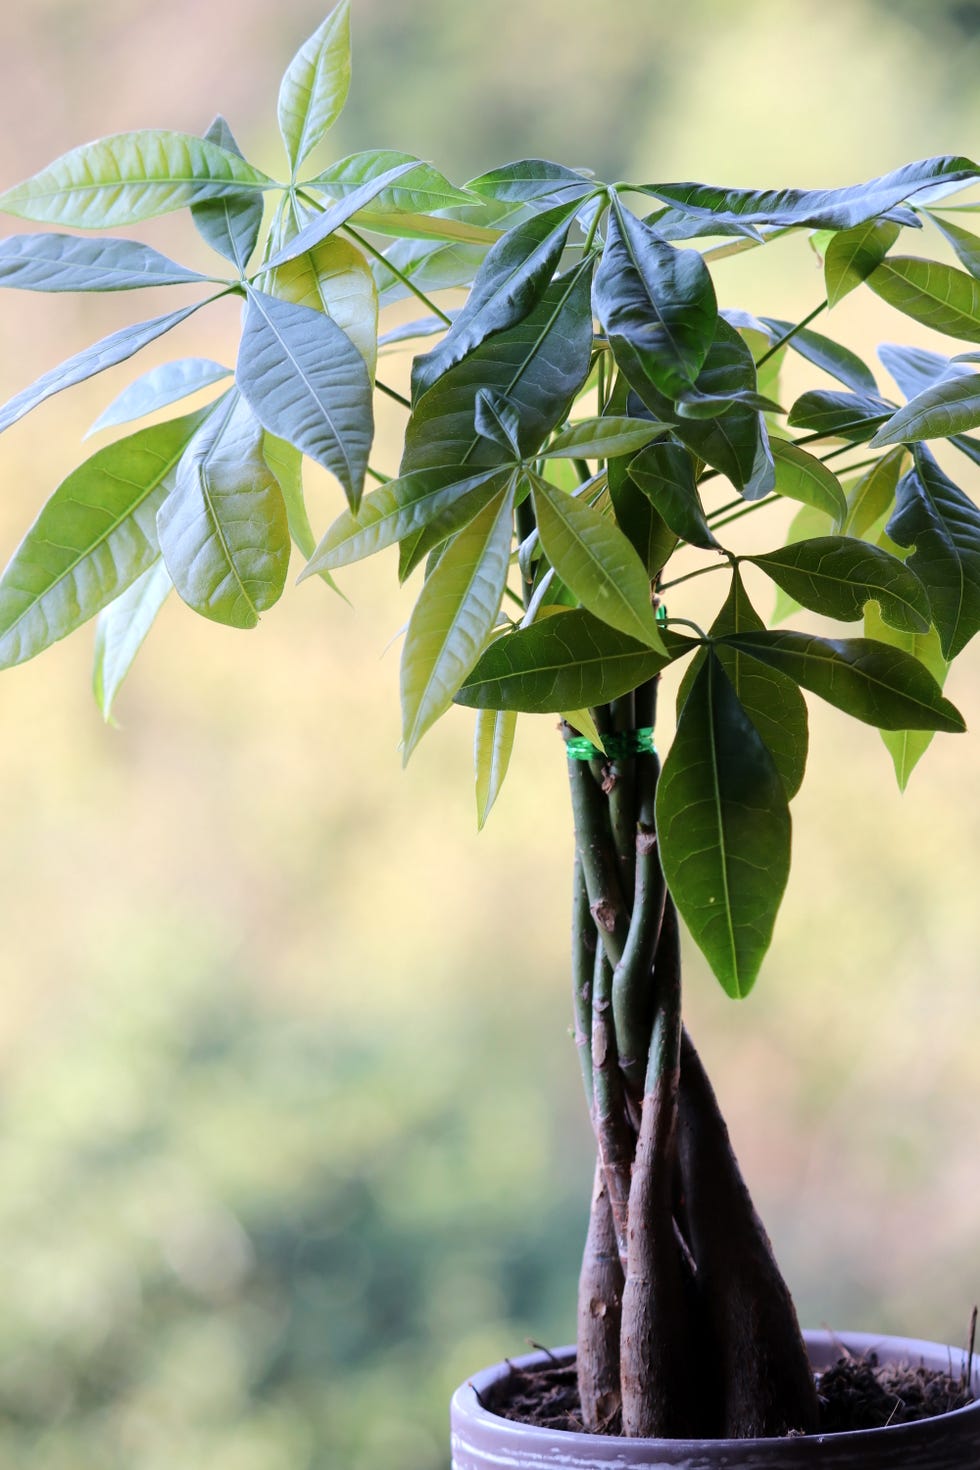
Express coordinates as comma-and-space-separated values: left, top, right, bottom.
0, 2, 977, 1466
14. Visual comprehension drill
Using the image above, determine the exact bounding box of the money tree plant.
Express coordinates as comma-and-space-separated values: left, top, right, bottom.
0, 1, 978, 1442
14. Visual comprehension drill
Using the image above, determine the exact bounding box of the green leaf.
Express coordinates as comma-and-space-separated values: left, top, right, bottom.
92, 558, 172, 721
411, 199, 581, 398
0, 233, 210, 291
866, 255, 980, 340
263, 161, 420, 268
0, 408, 206, 667
474, 390, 522, 457
87, 358, 231, 436
0, 131, 272, 228
262, 433, 316, 562
308, 150, 474, 215
769, 438, 847, 526
886, 445, 980, 659
864, 601, 948, 789
191, 116, 264, 271
869, 370, 980, 446
455, 607, 675, 712
823, 219, 901, 307
877, 342, 969, 400
925, 210, 980, 278
656, 651, 790, 999
350, 210, 501, 246
372, 237, 487, 305
561, 706, 605, 752
278, 1, 351, 174
401, 263, 594, 473
157, 394, 289, 628
541, 416, 667, 459
401, 483, 515, 758
303, 466, 509, 576
237, 289, 373, 510
466, 159, 594, 204
531, 477, 665, 649
643, 156, 980, 231
0, 298, 214, 436
595, 199, 717, 401
474, 707, 517, 828
748, 535, 931, 632
787, 389, 894, 440
264, 229, 378, 375
628, 440, 717, 548
760, 317, 877, 395
842, 448, 906, 537
608, 454, 677, 577
720, 629, 965, 731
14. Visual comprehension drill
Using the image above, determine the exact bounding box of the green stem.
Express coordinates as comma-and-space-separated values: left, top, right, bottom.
612, 744, 666, 1100
754, 299, 828, 371
366, 465, 391, 484
711, 494, 779, 531
375, 378, 412, 410
592, 945, 633, 1266
594, 697, 638, 898
572, 856, 596, 1111
342, 223, 454, 325
658, 560, 730, 593
565, 731, 631, 967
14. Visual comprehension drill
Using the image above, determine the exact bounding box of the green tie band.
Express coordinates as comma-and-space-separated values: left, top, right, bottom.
566, 727, 656, 762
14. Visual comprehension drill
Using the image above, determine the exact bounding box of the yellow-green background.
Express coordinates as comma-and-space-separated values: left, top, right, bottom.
0, 3, 977, 1467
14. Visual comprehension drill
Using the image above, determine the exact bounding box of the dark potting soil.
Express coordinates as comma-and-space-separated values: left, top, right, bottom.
485, 1352, 976, 1437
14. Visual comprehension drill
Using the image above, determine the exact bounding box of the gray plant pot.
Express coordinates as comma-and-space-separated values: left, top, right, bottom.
451, 1331, 980, 1469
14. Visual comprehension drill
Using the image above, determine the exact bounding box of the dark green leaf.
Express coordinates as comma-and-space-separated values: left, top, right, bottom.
474, 390, 522, 456
823, 219, 901, 306
885, 445, 980, 658
748, 535, 931, 632
92, 558, 172, 721
474, 706, 518, 828
628, 440, 717, 548
607, 455, 677, 577
770, 438, 847, 525
866, 255, 980, 340
466, 159, 594, 205
0, 233, 210, 291
787, 389, 894, 440
869, 370, 980, 445
720, 629, 965, 730
236, 288, 373, 510
191, 116, 264, 271
865, 601, 948, 789
760, 317, 877, 394
455, 607, 676, 712
656, 651, 791, 998
842, 448, 906, 537
278, 1, 351, 174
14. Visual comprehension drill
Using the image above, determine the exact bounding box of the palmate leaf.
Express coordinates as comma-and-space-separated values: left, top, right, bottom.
0, 132, 273, 228
309, 150, 474, 215
594, 198, 717, 401
531, 477, 666, 650
92, 557, 173, 721
748, 535, 931, 633
0, 408, 206, 668
823, 218, 901, 307
400, 482, 516, 758
236, 288, 373, 510
401, 262, 594, 473
719, 629, 964, 731
0, 233, 211, 291
866, 256, 980, 340
474, 706, 518, 829
864, 601, 948, 790
886, 445, 980, 659
191, 116, 264, 271
157, 393, 290, 628
412, 198, 582, 398
870, 371, 980, 445
0, 297, 216, 436
87, 358, 232, 436
455, 607, 677, 713
642, 156, 980, 231
262, 161, 420, 270
769, 438, 847, 526
278, 1, 351, 175
656, 651, 791, 999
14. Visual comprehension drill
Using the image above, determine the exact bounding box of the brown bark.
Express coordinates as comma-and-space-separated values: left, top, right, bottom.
577, 1157, 624, 1432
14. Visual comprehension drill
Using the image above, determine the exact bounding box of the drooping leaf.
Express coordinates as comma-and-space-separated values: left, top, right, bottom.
823, 219, 901, 307
411, 198, 581, 397
262, 161, 420, 269
264, 228, 378, 374
236, 288, 373, 509
466, 159, 595, 205
642, 156, 980, 231
454, 607, 676, 712
531, 476, 665, 649
885, 445, 980, 658
474, 706, 518, 828
540, 416, 668, 459
0, 233, 211, 291
191, 115, 264, 271
869, 370, 980, 445
925, 210, 980, 278
607, 455, 677, 577
628, 440, 717, 548
0, 131, 273, 228
769, 438, 848, 526
400, 263, 594, 473
864, 601, 948, 789
157, 393, 290, 628
400, 483, 515, 758
0, 298, 214, 436
760, 317, 877, 394
787, 389, 894, 440
656, 651, 791, 999
594, 198, 718, 401
0, 408, 206, 667
719, 629, 964, 731
877, 341, 971, 400
747, 536, 931, 632
87, 357, 231, 436
92, 557, 172, 721
842, 447, 906, 537
309, 150, 474, 215
866, 255, 980, 340
278, 1, 351, 174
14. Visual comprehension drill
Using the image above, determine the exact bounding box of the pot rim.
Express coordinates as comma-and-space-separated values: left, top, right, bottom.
452, 1330, 980, 1453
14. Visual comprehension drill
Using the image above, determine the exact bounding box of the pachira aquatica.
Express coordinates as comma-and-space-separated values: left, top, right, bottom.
0, 0, 977, 1440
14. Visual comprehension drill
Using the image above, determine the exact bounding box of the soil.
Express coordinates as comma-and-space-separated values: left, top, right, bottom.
485, 1351, 977, 1437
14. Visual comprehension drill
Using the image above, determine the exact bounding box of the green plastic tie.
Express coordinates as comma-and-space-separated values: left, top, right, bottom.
566, 727, 656, 762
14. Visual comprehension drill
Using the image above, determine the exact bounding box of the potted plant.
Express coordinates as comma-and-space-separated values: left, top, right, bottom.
0, 4, 976, 1463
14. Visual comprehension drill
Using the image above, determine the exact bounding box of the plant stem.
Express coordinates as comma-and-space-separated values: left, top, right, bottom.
754, 300, 828, 371
592, 947, 634, 1266
611, 746, 665, 1101
572, 856, 596, 1111
565, 736, 631, 967
342, 223, 454, 325
658, 560, 730, 593
711, 494, 779, 531
375, 378, 412, 410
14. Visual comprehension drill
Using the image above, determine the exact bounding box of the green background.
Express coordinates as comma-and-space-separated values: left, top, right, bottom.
0, 2, 977, 1466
